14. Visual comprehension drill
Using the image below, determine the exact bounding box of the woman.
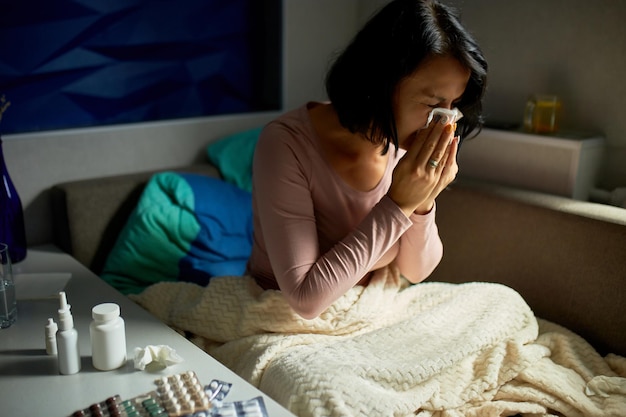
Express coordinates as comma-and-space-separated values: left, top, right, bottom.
248, 0, 488, 319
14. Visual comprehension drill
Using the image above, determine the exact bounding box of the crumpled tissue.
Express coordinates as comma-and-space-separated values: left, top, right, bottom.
426, 107, 464, 127
133, 345, 184, 371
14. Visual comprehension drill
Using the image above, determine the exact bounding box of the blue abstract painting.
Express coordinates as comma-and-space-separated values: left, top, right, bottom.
0, 0, 282, 134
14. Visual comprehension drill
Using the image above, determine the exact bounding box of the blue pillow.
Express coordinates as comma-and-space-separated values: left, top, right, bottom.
101, 172, 253, 294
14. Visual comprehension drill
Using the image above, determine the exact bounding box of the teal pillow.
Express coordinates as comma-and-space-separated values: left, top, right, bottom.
100, 172, 253, 295
206, 127, 262, 192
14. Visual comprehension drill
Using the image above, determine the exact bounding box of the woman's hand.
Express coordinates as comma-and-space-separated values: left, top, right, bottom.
388, 117, 459, 217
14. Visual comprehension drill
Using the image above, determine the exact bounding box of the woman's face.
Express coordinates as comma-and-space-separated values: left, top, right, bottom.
394, 55, 471, 150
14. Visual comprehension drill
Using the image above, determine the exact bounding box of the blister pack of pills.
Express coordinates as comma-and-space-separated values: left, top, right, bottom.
154, 371, 211, 415
205, 379, 232, 406
212, 397, 268, 417
69, 371, 268, 417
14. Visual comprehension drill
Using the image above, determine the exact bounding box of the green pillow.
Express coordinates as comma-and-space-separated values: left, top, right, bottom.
206, 127, 262, 192
100, 172, 253, 295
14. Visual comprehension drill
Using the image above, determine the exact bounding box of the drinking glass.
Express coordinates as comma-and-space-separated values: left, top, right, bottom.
523, 94, 562, 134
0, 242, 17, 328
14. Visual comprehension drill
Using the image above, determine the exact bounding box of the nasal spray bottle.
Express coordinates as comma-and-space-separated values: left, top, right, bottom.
56, 291, 81, 374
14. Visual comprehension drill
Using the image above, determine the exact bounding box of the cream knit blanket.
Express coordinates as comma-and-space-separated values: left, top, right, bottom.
131, 267, 626, 416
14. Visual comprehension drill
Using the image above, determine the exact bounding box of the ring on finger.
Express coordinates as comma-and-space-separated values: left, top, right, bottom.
428, 159, 439, 168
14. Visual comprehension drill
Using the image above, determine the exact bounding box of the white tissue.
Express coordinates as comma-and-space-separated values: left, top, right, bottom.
133, 345, 184, 371
426, 107, 463, 127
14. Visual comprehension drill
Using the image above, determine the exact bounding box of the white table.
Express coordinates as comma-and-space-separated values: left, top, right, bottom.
0, 245, 295, 417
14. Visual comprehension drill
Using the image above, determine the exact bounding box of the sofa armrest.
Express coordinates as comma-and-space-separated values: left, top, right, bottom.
431, 180, 626, 356
51, 164, 220, 275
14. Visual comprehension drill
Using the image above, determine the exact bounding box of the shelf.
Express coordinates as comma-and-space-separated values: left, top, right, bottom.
458, 128, 605, 200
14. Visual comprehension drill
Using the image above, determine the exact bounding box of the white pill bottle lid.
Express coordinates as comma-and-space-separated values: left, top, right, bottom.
92, 303, 120, 322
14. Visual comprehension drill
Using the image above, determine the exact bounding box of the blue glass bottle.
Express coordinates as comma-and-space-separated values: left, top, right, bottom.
0, 135, 27, 262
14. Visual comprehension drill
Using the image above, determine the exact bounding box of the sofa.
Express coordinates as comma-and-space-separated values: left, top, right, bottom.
50, 164, 626, 358
48, 157, 626, 416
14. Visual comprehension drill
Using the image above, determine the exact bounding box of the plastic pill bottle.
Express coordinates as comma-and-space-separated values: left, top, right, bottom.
90, 303, 127, 371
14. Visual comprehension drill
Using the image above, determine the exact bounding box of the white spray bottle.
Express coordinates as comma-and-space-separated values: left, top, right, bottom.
56, 291, 81, 374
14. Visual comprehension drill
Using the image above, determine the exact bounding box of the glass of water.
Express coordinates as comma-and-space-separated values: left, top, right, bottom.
1, 242, 17, 328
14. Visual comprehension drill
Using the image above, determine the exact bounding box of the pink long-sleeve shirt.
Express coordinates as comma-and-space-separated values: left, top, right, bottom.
248, 103, 443, 318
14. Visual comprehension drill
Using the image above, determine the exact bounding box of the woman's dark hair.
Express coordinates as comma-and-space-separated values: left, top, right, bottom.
325, 0, 488, 152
